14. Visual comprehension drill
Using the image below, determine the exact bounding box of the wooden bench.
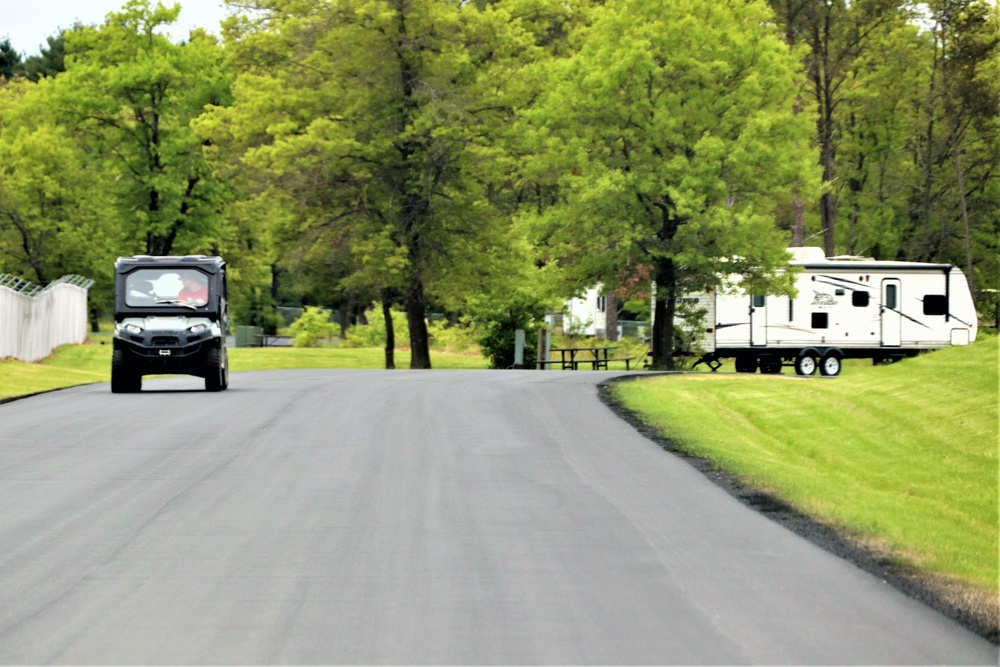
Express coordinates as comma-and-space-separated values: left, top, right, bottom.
592, 357, 637, 370
540, 356, 637, 370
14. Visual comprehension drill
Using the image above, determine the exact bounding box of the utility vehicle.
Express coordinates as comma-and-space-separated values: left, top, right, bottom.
112, 255, 229, 392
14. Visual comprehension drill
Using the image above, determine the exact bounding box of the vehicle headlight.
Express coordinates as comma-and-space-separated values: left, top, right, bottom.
124, 323, 143, 335
188, 323, 208, 334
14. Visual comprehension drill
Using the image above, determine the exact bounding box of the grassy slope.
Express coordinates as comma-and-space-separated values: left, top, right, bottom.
611, 336, 999, 592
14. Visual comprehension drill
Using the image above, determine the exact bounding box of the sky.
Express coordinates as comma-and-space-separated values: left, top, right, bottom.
2, 1, 232, 56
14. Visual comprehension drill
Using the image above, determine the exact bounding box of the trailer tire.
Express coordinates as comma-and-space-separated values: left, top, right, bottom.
820, 352, 842, 377
735, 355, 757, 373
759, 358, 782, 374
795, 354, 817, 376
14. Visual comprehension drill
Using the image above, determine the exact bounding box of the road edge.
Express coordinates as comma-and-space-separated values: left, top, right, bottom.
597, 375, 999, 646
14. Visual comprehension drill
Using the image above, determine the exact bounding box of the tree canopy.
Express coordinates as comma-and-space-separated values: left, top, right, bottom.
519, 0, 820, 367
0, 0, 996, 356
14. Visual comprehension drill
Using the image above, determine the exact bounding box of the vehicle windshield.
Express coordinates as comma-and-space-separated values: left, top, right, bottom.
125, 269, 210, 308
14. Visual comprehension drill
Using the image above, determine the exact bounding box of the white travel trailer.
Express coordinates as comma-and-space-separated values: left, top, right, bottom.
680, 247, 978, 376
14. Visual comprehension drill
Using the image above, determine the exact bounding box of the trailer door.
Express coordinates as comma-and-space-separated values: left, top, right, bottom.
881, 279, 902, 346
750, 295, 767, 346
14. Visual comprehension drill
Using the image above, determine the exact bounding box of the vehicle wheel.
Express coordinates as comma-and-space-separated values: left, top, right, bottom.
111, 350, 141, 393
735, 355, 757, 373
205, 347, 227, 392
795, 354, 817, 376
759, 358, 782, 374
820, 353, 842, 377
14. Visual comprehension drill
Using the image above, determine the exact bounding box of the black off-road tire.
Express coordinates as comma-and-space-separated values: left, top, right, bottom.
111, 349, 141, 393
205, 346, 228, 392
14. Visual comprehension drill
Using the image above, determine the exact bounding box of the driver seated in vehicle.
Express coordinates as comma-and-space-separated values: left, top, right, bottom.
178, 272, 208, 306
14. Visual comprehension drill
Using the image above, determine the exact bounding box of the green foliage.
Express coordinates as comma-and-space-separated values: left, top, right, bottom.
49, 0, 234, 257
22, 31, 70, 81
287, 306, 336, 347
341, 304, 410, 349
0, 79, 116, 313
202, 0, 557, 368
474, 294, 549, 369
427, 319, 481, 355
519, 0, 821, 367
232, 283, 282, 334
0, 38, 22, 79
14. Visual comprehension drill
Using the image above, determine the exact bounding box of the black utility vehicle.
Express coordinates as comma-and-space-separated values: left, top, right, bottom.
112, 255, 229, 392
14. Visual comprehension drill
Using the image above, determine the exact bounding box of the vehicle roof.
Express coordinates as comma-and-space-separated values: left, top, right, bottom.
795, 260, 953, 271
115, 255, 225, 273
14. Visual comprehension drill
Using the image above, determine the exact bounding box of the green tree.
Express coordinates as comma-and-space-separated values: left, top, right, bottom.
768, 0, 909, 256
833, 20, 927, 259
0, 38, 22, 79
204, 0, 543, 368
915, 0, 999, 293
521, 0, 820, 369
0, 78, 118, 322
22, 30, 73, 81
50, 0, 233, 256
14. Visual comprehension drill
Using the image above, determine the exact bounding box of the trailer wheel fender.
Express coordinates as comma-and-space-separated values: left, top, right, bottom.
820, 349, 843, 377
795, 349, 820, 376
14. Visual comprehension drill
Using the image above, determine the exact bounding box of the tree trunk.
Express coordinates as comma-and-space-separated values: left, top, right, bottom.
605, 292, 619, 342
381, 294, 396, 370
405, 276, 431, 369
790, 195, 805, 247
338, 291, 355, 339
940, 37, 975, 294
650, 257, 678, 370
818, 118, 836, 257
917, 34, 940, 261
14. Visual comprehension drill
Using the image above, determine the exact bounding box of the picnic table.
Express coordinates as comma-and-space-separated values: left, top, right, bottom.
542, 346, 635, 370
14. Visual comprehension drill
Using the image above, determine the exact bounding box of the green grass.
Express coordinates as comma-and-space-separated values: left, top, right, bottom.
611, 336, 999, 593
0, 343, 489, 401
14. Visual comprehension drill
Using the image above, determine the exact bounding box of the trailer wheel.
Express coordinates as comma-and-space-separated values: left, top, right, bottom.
795, 355, 817, 376
760, 359, 782, 374
820, 353, 842, 377
735, 355, 757, 373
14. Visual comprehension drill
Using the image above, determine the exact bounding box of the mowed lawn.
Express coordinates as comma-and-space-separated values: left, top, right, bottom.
611, 336, 999, 593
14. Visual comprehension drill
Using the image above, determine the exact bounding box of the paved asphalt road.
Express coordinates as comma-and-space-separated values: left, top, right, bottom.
0, 369, 994, 664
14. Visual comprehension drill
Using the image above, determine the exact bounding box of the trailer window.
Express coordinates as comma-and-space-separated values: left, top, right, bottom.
923, 294, 947, 316
885, 284, 898, 310
811, 313, 829, 329
852, 291, 870, 307
752, 295, 765, 308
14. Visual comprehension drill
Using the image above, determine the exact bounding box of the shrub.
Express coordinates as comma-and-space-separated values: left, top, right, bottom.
341, 303, 410, 348
288, 306, 336, 347
428, 319, 480, 354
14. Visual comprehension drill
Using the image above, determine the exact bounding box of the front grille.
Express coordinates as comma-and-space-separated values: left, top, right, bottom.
151, 336, 180, 346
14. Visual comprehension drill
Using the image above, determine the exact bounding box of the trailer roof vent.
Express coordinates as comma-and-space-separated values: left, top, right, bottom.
787, 247, 826, 263
828, 254, 875, 262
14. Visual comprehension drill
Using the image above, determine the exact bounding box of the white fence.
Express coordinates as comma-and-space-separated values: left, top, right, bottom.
0, 275, 93, 362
